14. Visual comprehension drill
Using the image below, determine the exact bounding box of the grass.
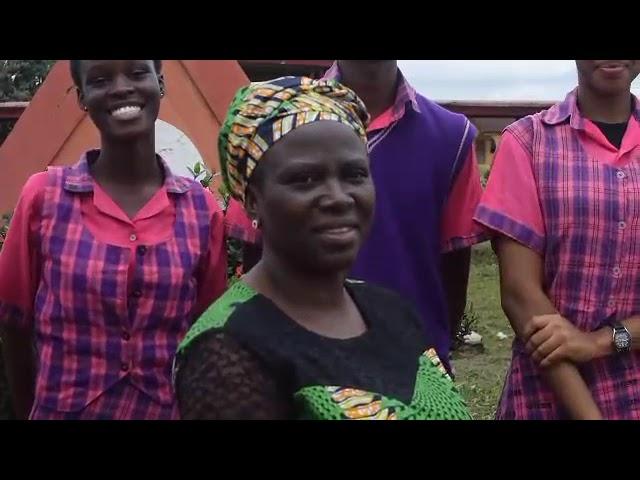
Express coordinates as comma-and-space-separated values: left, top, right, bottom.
453, 242, 512, 420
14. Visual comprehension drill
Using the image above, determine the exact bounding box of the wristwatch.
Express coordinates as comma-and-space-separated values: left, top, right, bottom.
612, 323, 632, 353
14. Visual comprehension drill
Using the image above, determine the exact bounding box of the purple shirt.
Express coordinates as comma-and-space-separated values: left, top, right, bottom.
324, 63, 486, 362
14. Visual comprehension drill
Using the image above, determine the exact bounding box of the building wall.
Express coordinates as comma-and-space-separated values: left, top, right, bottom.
469, 116, 517, 165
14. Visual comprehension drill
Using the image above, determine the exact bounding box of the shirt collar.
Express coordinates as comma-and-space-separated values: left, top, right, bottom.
63, 150, 193, 194
323, 61, 421, 123
541, 87, 640, 130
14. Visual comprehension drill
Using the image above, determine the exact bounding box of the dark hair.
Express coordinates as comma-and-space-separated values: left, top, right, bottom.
70, 60, 163, 88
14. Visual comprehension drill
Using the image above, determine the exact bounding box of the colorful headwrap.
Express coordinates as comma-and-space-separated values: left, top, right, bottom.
218, 76, 370, 204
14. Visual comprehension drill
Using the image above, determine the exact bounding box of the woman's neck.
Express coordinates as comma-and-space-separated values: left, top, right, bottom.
92, 133, 162, 186
577, 85, 632, 123
247, 251, 348, 311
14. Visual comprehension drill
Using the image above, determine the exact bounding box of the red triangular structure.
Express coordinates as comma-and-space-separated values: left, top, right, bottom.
0, 60, 249, 213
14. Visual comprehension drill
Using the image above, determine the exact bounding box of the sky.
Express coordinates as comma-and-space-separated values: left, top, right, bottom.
397, 60, 640, 101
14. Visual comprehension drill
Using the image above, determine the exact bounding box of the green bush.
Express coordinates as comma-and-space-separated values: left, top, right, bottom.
189, 162, 245, 284
453, 302, 480, 351
478, 163, 491, 188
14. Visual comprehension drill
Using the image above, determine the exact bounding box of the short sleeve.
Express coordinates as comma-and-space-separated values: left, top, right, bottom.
473, 129, 545, 254
441, 145, 489, 252
225, 198, 261, 245
0, 172, 48, 329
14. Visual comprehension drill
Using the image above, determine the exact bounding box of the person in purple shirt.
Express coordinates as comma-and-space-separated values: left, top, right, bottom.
323, 61, 487, 370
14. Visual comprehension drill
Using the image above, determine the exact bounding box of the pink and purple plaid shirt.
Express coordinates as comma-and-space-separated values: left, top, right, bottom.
0, 151, 226, 419
475, 89, 640, 419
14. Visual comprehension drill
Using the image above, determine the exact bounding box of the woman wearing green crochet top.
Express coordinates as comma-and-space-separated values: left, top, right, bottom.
173, 76, 471, 420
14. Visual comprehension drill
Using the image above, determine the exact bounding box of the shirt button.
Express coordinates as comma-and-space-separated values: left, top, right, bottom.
619, 221, 627, 230
613, 266, 621, 277
132, 289, 142, 298
137, 245, 147, 255
607, 300, 616, 308
129, 233, 137, 242
120, 363, 130, 372
617, 170, 626, 179
122, 331, 131, 341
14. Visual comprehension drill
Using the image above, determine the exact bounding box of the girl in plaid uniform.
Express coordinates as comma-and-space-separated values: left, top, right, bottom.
0, 60, 227, 419
476, 60, 640, 419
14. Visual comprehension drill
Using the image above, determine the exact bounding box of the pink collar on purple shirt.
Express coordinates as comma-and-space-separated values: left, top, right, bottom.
322, 62, 421, 131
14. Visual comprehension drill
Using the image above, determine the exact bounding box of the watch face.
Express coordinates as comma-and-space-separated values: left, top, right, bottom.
615, 330, 631, 350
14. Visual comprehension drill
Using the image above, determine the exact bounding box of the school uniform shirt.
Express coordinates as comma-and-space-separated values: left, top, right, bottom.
323, 63, 487, 364
0, 150, 226, 419
475, 89, 640, 419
